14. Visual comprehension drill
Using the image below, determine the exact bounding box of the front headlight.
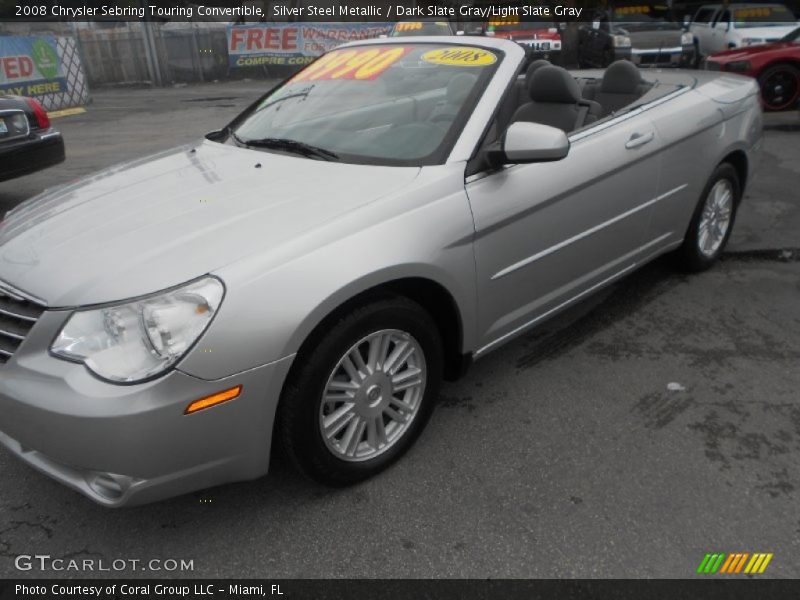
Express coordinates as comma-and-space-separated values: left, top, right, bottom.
612, 35, 632, 48
51, 277, 224, 383
725, 60, 752, 72
681, 32, 694, 45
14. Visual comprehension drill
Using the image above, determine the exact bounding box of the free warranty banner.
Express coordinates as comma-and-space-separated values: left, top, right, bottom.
0, 35, 67, 96
227, 23, 391, 68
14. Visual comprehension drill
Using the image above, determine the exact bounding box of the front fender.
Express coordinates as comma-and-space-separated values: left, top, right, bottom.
178, 164, 477, 381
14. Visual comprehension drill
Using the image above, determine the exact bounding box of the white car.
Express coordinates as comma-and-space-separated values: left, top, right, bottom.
689, 3, 799, 57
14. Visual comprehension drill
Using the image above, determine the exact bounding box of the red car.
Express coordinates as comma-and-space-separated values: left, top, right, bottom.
704, 26, 800, 111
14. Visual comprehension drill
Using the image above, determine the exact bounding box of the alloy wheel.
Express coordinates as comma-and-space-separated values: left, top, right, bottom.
697, 179, 734, 258
319, 329, 426, 462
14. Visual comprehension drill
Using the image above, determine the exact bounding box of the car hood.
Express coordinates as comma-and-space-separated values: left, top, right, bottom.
709, 41, 797, 60
732, 25, 798, 40
0, 141, 420, 307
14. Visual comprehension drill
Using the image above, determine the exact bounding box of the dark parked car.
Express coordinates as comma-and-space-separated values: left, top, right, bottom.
0, 95, 65, 183
578, 5, 695, 68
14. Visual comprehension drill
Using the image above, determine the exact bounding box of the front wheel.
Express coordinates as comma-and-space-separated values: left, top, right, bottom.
675, 163, 740, 272
758, 63, 800, 111
276, 297, 443, 486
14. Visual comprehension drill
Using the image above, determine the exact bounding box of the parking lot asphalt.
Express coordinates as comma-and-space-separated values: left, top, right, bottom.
0, 82, 799, 579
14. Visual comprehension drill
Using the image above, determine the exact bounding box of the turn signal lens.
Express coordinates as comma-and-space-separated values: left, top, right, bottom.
185, 385, 242, 414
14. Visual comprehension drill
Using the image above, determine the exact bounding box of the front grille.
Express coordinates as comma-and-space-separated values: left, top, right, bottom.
0, 282, 46, 365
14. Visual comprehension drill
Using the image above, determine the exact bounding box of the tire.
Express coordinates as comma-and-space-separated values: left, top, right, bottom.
758, 63, 800, 112
276, 296, 443, 486
675, 163, 740, 272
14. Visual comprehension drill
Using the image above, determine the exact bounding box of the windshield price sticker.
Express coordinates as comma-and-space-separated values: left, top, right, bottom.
615, 5, 652, 15
291, 46, 411, 82
488, 15, 521, 26
421, 47, 498, 67
395, 22, 424, 31
735, 7, 781, 18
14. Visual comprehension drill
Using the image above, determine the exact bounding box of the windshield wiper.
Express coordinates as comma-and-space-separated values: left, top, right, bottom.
236, 137, 340, 161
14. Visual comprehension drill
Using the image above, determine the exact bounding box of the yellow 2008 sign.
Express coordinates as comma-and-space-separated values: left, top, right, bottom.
421, 47, 497, 67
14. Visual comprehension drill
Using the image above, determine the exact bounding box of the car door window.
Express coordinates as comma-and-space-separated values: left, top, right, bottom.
694, 8, 715, 23
713, 10, 730, 27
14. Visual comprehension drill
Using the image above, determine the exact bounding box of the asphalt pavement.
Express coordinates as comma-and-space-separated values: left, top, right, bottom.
0, 82, 798, 579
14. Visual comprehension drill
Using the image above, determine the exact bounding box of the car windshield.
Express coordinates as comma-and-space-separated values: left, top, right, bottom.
611, 5, 680, 30
733, 5, 796, 28
390, 21, 453, 36
782, 26, 800, 41
227, 44, 499, 166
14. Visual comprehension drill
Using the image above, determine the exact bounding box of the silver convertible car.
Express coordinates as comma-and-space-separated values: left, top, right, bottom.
0, 38, 762, 506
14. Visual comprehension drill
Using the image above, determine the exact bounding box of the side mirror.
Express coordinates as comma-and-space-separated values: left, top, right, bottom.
205, 129, 226, 141
592, 20, 600, 30
488, 122, 570, 166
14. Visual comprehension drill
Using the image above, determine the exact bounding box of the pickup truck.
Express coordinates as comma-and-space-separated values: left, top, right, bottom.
688, 3, 799, 58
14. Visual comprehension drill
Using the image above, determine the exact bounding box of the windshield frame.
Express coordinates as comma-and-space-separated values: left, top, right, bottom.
782, 26, 800, 41
219, 41, 505, 168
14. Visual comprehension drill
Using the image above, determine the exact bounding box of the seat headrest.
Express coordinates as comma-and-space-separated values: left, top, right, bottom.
601, 60, 643, 94
525, 59, 551, 84
528, 65, 581, 104
446, 73, 478, 105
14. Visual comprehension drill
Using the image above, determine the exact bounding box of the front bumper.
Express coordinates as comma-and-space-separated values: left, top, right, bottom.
616, 45, 695, 68
0, 310, 294, 507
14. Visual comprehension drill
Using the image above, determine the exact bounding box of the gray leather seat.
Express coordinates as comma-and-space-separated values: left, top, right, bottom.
428, 73, 478, 123
591, 60, 648, 117
525, 59, 551, 82
496, 60, 551, 131
511, 65, 601, 132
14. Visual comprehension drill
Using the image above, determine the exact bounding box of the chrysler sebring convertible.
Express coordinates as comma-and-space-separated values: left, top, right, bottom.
0, 38, 762, 506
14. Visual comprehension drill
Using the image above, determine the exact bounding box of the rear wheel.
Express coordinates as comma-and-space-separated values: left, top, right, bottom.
276, 297, 443, 486
675, 163, 740, 272
758, 63, 800, 111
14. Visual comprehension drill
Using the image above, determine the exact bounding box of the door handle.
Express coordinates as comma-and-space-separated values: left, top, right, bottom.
625, 131, 655, 149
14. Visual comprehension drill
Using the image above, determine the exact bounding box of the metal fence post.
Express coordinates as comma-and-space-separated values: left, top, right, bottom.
139, 0, 163, 86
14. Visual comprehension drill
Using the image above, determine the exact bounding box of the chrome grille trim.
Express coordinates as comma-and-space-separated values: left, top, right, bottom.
0, 280, 46, 365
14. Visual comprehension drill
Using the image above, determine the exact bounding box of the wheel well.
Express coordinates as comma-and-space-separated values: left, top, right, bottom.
294, 278, 468, 382
758, 59, 800, 77
722, 150, 748, 194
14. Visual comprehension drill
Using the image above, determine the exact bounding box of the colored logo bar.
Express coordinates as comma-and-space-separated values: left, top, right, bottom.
697, 553, 773, 574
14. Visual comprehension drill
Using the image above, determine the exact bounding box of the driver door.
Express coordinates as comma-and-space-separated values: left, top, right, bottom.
465, 114, 663, 355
